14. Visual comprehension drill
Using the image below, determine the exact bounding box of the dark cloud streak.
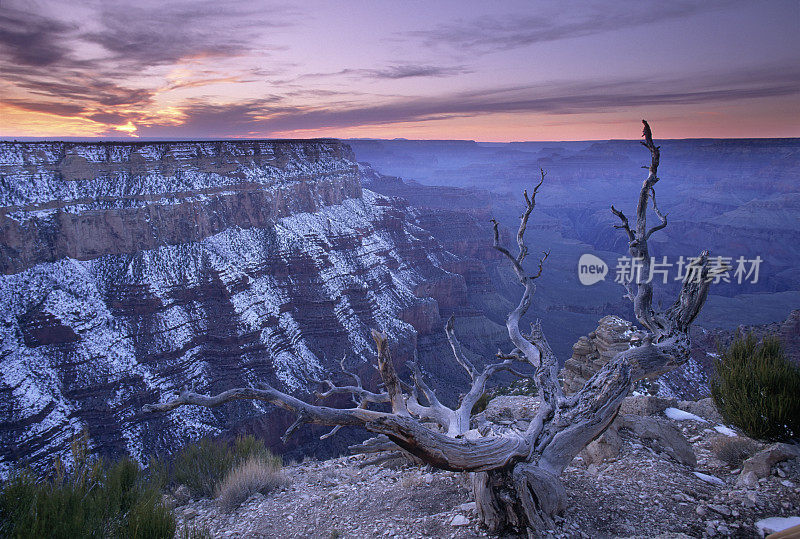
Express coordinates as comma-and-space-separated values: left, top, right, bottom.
0, 7, 75, 67
406, 1, 739, 54
83, 1, 295, 68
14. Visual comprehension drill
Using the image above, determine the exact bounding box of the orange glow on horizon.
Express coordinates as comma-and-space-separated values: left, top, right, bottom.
0, 104, 112, 138
2, 102, 798, 142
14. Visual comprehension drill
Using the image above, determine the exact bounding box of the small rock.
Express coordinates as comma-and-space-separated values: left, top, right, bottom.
459, 502, 477, 512
677, 398, 724, 423
694, 471, 725, 486
736, 471, 759, 489
618, 414, 696, 466
450, 515, 470, 526
619, 395, 676, 416
582, 427, 622, 464
708, 504, 731, 516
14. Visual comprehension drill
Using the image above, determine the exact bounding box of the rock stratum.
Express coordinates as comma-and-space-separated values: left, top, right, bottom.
0, 141, 509, 473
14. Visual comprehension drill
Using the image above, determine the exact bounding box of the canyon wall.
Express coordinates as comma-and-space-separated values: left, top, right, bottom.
0, 141, 508, 473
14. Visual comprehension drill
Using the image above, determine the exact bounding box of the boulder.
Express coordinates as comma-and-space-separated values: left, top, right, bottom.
561, 316, 646, 395
742, 443, 800, 478
620, 395, 677, 416
618, 414, 697, 467
582, 427, 622, 464
676, 398, 723, 423
481, 395, 540, 423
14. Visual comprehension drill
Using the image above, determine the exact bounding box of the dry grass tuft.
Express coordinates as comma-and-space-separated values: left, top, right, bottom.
215, 456, 286, 513
709, 436, 759, 468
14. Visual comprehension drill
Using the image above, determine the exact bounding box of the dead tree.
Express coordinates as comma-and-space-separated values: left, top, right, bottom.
144, 121, 717, 536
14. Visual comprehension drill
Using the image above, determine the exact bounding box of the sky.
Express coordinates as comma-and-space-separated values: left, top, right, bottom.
1, 0, 798, 141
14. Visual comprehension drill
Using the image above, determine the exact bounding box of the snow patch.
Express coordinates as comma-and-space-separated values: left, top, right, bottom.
714, 425, 738, 437
664, 407, 708, 423
755, 516, 800, 536
693, 472, 724, 486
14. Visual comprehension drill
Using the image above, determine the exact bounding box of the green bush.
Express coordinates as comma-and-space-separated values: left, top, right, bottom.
171, 435, 281, 499
0, 433, 174, 539
711, 335, 800, 442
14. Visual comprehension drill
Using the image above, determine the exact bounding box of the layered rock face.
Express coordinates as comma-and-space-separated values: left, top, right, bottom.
560, 316, 710, 399
0, 141, 360, 273
0, 141, 506, 473
561, 316, 644, 394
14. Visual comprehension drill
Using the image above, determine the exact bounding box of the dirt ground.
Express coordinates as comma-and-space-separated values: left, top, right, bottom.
173, 418, 799, 538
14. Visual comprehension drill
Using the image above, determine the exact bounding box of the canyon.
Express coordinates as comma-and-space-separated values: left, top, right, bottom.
0, 140, 513, 473
0, 138, 797, 473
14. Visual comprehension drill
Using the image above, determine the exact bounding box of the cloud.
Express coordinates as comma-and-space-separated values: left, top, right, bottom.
272, 64, 470, 85
135, 64, 800, 137
167, 75, 259, 91
363, 64, 471, 79
0, 7, 76, 67
3, 99, 87, 117
12, 76, 154, 108
406, 1, 738, 53
82, 1, 295, 69
0, 1, 298, 133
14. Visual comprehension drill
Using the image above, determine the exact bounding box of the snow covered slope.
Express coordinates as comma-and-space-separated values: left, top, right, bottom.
0, 141, 502, 473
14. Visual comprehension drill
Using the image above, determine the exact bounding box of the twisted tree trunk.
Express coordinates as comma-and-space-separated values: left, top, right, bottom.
142, 121, 716, 537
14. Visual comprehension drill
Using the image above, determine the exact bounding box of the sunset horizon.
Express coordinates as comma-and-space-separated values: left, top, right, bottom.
2, 0, 798, 141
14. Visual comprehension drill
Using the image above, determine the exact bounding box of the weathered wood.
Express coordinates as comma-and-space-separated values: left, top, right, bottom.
371, 330, 409, 417
473, 463, 566, 536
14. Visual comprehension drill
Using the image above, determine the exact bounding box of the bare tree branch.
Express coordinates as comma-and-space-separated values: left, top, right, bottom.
643, 187, 668, 240
610, 205, 635, 242
317, 380, 390, 405
320, 425, 342, 440
609, 119, 713, 343
516, 169, 546, 265
372, 330, 410, 417
445, 315, 476, 380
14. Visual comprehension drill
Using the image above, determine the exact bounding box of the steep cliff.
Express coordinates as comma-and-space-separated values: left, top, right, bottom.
0, 141, 508, 473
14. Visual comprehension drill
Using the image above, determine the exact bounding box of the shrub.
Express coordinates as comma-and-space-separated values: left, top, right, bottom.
0, 432, 174, 539
215, 456, 286, 513
171, 438, 231, 499
709, 436, 759, 468
171, 435, 281, 499
710, 335, 800, 442
470, 393, 491, 415
176, 524, 213, 539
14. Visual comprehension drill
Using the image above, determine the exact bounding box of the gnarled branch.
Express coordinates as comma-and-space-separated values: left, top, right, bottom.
445, 315, 476, 380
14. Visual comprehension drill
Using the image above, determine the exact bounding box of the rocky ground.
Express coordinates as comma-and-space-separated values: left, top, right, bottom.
171, 397, 799, 539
